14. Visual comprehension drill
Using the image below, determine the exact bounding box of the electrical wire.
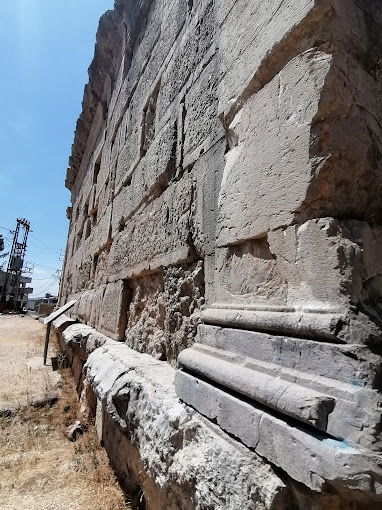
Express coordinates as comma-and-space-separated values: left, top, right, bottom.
38, 280, 59, 295
31, 282, 55, 294
29, 233, 63, 253
31, 278, 59, 297
27, 261, 61, 271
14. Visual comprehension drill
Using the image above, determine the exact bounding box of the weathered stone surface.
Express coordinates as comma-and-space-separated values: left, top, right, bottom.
107, 172, 196, 281
179, 326, 382, 450
216, 0, 332, 119
218, 50, 333, 244
84, 342, 288, 509
175, 371, 382, 493
61, 321, 115, 361
57, 321, 382, 509
125, 261, 204, 363
97, 280, 129, 340
212, 218, 382, 345
59, 0, 382, 506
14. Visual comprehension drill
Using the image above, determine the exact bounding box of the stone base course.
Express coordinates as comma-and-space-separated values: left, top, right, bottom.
55, 316, 382, 509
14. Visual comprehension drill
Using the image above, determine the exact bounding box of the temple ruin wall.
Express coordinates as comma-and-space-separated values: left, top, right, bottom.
58, 1, 382, 508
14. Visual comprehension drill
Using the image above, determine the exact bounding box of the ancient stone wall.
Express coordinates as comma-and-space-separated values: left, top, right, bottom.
60, 1, 382, 508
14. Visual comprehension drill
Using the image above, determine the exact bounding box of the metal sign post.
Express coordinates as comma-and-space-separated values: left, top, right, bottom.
43, 299, 76, 365
43, 322, 52, 366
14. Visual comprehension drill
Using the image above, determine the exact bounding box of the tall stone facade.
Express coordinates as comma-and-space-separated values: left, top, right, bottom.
59, 1, 382, 508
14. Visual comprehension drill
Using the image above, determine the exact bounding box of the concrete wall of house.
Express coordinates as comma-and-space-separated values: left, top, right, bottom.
59, 1, 382, 508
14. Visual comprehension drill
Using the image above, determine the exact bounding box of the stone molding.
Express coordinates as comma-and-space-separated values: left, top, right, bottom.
55, 316, 382, 508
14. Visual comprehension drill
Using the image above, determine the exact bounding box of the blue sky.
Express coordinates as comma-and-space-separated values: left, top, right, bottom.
0, 0, 113, 297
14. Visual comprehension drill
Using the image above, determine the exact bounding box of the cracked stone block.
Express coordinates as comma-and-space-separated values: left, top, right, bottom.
84, 342, 288, 509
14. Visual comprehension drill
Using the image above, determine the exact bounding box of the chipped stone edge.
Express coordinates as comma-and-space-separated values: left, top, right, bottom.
53, 314, 287, 509
54, 315, 382, 505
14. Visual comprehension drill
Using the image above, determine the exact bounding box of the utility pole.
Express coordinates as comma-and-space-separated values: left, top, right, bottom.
0, 218, 30, 309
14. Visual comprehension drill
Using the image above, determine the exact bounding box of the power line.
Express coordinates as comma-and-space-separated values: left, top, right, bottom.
29, 233, 63, 252
43, 280, 59, 294
32, 277, 59, 296
35, 282, 60, 297
2, 227, 62, 251
27, 261, 61, 271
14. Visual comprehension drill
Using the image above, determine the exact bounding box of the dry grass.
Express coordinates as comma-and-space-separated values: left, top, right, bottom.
0, 368, 129, 510
0, 316, 60, 406
0, 315, 130, 510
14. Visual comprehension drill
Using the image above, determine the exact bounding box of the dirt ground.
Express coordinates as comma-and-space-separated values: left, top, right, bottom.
0, 314, 129, 510
0, 315, 60, 409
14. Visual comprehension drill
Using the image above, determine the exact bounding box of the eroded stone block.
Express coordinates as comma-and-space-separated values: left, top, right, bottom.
84, 342, 288, 509
97, 280, 129, 341
125, 260, 204, 363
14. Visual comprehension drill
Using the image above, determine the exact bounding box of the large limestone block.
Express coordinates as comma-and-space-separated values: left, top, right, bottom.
89, 284, 106, 329
61, 321, 115, 361
97, 280, 129, 341
217, 50, 332, 245
212, 218, 382, 344
295, 52, 382, 223
95, 176, 113, 219
216, 0, 331, 118
189, 140, 226, 259
110, 184, 133, 239
182, 58, 224, 168
269, 219, 382, 314
73, 290, 94, 323
84, 343, 287, 509
91, 204, 112, 256
219, 47, 382, 243
108, 172, 196, 281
